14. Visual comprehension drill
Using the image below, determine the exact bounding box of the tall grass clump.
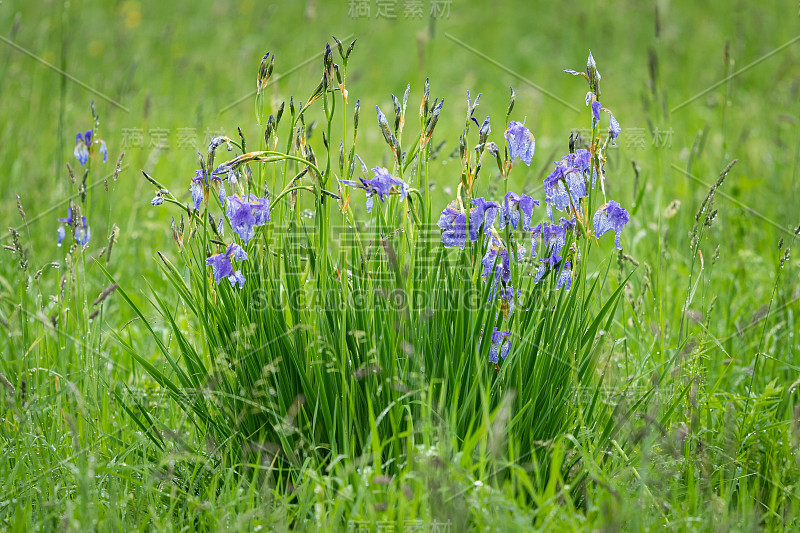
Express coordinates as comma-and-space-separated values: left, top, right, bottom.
108, 42, 632, 487
0, 102, 128, 528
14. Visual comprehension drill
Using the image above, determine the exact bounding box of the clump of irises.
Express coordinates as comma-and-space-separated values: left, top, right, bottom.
149, 48, 427, 292
437, 51, 630, 366
145, 129, 282, 289
140, 48, 630, 372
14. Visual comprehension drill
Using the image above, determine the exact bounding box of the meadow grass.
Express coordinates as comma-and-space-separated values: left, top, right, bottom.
1, 1, 800, 531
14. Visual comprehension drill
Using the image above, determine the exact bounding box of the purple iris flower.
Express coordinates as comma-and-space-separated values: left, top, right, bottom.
437, 203, 467, 249
543, 165, 570, 212
609, 114, 621, 144
556, 260, 572, 291
589, 100, 620, 143
489, 327, 511, 364
151, 196, 164, 206
99, 140, 108, 163
562, 149, 596, 187
368, 166, 409, 204
530, 218, 574, 288
340, 167, 408, 213
591, 101, 602, 128
562, 149, 592, 174
74, 130, 92, 166
76, 216, 90, 246
206, 243, 248, 288
57, 203, 90, 247
225, 194, 271, 244
543, 151, 592, 212
547, 218, 573, 255
498, 192, 539, 231
481, 237, 517, 304
504, 121, 535, 166
498, 192, 521, 230
226, 196, 257, 243
534, 251, 562, 284
57, 205, 73, 246
481, 239, 511, 283
73, 130, 109, 165
533, 263, 547, 284
518, 194, 540, 231
565, 168, 587, 201
529, 218, 573, 262
469, 197, 499, 241
250, 196, 271, 226
593, 201, 630, 249
190, 170, 207, 210
218, 181, 227, 206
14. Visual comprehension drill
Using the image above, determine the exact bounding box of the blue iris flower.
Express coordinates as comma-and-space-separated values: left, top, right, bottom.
498, 192, 521, 231
74, 130, 92, 166
469, 197, 499, 241
340, 167, 409, 213
481, 236, 525, 314
534, 251, 562, 284
57, 202, 90, 247
206, 243, 248, 288
190, 170, 206, 210
489, 327, 511, 364
437, 202, 467, 249
497, 192, 539, 231
543, 152, 590, 212
529, 217, 574, 263
591, 101, 602, 129
73, 129, 109, 165
556, 260, 573, 291
504, 121, 535, 166
191, 168, 228, 210
99, 140, 108, 163
481, 237, 511, 285
593, 201, 630, 249
609, 114, 621, 144
225, 194, 271, 244
587, 97, 621, 144
518, 195, 540, 231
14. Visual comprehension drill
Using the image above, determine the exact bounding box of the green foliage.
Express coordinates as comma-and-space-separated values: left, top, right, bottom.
1, 2, 800, 531
102, 42, 626, 487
